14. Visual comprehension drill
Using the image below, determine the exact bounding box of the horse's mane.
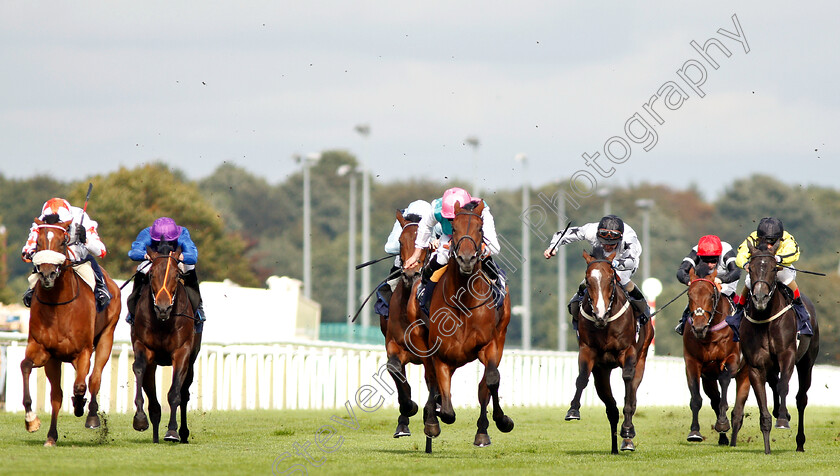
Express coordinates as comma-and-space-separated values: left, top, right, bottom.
462, 201, 479, 212
695, 262, 713, 278
404, 213, 422, 223
43, 214, 60, 225
156, 240, 176, 255
590, 245, 610, 260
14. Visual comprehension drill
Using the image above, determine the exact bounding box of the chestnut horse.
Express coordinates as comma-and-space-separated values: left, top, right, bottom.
422, 200, 514, 448
730, 241, 820, 454
21, 216, 121, 446
682, 265, 745, 445
379, 209, 437, 438
131, 244, 203, 443
565, 246, 654, 454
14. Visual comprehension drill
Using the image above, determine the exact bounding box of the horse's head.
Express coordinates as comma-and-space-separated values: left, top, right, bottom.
748, 239, 779, 311
450, 200, 484, 275
147, 243, 182, 321
32, 215, 73, 289
397, 209, 424, 286
583, 246, 618, 328
687, 264, 720, 339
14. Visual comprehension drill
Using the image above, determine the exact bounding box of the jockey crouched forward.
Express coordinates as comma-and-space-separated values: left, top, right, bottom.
125, 217, 205, 328
22, 198, 111, 311
544, 215, 650, 335
402, 187, 504, 316
674, 235, 740, 335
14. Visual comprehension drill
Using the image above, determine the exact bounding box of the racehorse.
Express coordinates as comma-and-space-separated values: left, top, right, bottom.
379, 209, 437, 438
422, 200, 514, 448
131, 244, 203, 443
564, 246, 654, 454
20, 215, 121, 446
729, 241, 820, 453
682, 264, 745, 445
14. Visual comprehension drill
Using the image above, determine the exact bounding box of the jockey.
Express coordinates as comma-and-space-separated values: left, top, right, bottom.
403, 187, 502, 316
375, 199, 436, 318
727, 217, 813, 339
544, 215, 650, 327
125, 217, 205, 326
674, 235, 740, 335
21, 197, 111, 311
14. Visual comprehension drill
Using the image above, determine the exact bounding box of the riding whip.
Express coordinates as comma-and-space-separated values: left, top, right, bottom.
119, 261, 152, 290
647, 287, 689, 319
74, 182, 94, 244
355, 254, 398, 270
351, 267, 402, 323
777, 263, 827, 277
548, 221, 573, 255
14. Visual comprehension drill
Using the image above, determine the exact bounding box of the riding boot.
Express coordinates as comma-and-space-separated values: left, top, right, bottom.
724, 294, 745, 343
23, 286, 34, 308
482, 256, 506, 307
87, 257, 111, 312
792, 297, 813, 337
182, 269, 206, 322
675, 305, 690, 335
126, 272, 149, 325
627, 286, 650, 324
375, 282, 393, 318
567, 283, 586, 328
417, 260, 444, 316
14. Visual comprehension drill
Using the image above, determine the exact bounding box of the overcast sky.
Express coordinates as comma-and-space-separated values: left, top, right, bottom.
1, 1, 837, 200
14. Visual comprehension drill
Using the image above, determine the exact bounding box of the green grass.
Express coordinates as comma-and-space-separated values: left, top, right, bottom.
1, 405, 839, 475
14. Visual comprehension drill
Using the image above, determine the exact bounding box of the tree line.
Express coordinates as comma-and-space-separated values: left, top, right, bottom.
1, 156, 838, 364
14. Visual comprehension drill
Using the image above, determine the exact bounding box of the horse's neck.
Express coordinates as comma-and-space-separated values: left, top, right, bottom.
446, 262, 488, 305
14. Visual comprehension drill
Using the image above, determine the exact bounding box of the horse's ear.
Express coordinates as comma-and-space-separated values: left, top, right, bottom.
60, 219, 73, 230
583, 249, 592, 263
709, 266, 718, 279
473, 200, 484, 215
174, 246, 182, 256
770, 240, 781, 254
606, 249, 617, 261
396, 209, 406, 227
688, 266, 697, 281
454, 201, 463, 214
747, 238, 757, 255
146, 246, 156, 258
34, 217, 45, 226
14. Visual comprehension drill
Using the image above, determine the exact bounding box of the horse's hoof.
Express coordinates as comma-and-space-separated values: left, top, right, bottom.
164, 430, 180, 442
775, 418, 790, 430
25, 412, 41, 433
714, 420, 731, 433
718, 433, 730, 446
687, 431, 704, 442
495, 415, 514, 433
133, 413, 149, 432
474, 433, 491, 447
620, 438, 635, 452
565, 408, 580, 421
72, 396, 87, 417
44, 438, 57, 448
424, 423, 440, 439
405, 401, 419, 418
394, 424, 411, 438
439, 412, 456, 425
86, 414, 101, 429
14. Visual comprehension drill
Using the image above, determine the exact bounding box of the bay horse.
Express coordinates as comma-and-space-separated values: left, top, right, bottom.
131, 244, 203, 443
422, 200, 514, 448
730, 241, 820, 454
379, 209, 437, 438
565, 246, 654, 454
682, 264, 745, 445
21, 215, 121, 446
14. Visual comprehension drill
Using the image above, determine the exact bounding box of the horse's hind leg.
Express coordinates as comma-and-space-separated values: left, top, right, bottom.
71, 347, 93, 418
387, 354, 416, 438
566, 349, 595, 421
21, 342, 51, 434
132, 346, 150, 432
592, 367, 619, 454
729, 364, 750, 447
478, 343, 513, 435
43, 359, 63, 446
748, 366, 773, 454
142, 363, 162, 443
795, 356, 815, 452
86, 321, 117, 429
422, 359, 440, 440
773, 358, 795, 430
179, 362, 195, 443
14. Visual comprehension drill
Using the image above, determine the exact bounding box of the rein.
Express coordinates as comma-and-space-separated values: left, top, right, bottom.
35, 272, 82, 307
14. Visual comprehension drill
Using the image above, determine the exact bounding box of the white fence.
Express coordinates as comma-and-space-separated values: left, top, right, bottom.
4, 334, 840, 414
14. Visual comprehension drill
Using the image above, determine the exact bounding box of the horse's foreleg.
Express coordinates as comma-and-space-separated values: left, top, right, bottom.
21, 342, 50, 433
774, 356, 795, 430
475, 374, 491, 447
434, 361, 456, 425
729, 363, 750, 447
179, 360, 196, 443
566, 349, 595, 421
164, 347, 191, 442
421, 358, 440, 440
713, 360, 736, 437
132, 345, 150, 433
478, 342, 513, 436
70, 347, 93, 418
794, 355, 815, 452
143, 363, 161, 443
685, 361, 704, 442
387, 353, 416, 438
620, 351, 639, 448
748, 366, 773, 454
43, 359, 62, 446
86, 321, 117, 429
592, 367, 619, 454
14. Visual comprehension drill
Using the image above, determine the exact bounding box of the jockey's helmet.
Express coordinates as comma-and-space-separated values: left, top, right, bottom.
756, 217, 784, 243
150, 217, 182, 242
441, 187, 473, 219
596, 215, 624, 246
697, 235, 722, 264
41, 198, 73, 222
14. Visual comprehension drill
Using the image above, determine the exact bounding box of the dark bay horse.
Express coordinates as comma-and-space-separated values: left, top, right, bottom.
131, 244, 203, 443
565, 246, 654, 454
730, 241, 820, 454
21, 216, 121, 446
422, 200, 514, 448
379, 209, 437, 438
682, 265, 745, 445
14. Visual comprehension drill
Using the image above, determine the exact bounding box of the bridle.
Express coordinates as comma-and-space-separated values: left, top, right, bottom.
151, 252, 181, 307
583, 259, 618, 318
451, 210, 484, 262
749, 250, 778, 301
687, 277, 726, 331
32, 224, 80, 306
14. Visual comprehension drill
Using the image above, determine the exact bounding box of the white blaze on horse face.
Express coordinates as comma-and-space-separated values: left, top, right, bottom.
47, 231, 54, 245
590, 269, 607, 319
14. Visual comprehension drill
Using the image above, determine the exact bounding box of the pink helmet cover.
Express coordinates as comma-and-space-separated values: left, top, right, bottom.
441, 187, 473, 218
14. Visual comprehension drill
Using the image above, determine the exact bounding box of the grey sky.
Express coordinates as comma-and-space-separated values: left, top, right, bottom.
1, 2, 836, 199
